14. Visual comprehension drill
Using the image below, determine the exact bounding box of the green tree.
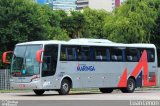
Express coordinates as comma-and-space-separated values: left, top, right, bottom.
46, 9, 69, 40
60, 11, 86, 38
0, 0, 51, 50
104, 0, 157, 43
146, 0, 160, 66
149, 0, 160, 48
0, 0, 51, 68
83, 8, 109, 38
48, 27, 69, 40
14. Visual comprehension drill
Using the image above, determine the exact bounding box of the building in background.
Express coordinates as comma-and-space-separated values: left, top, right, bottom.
35, 0, 88, 11
51, 0, 88, 11
76, 0, 89, 10
89, 0, 126, 12
35, 0, 125, 11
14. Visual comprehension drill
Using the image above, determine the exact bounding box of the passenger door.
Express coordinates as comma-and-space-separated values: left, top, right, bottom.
41, 44, 58, 89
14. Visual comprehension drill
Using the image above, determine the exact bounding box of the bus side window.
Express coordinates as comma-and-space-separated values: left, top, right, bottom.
81, 47, 90, 61
94, 47, 109, 61
67, 47, 77, 61
61, 45, 79, 61
60, 46, 67, 61
126, 48, 139, 62
67, 48, 73, 61
110, 48, 123, 62
60, 46, 77, 61
147, 49, 155, 62
76, 47, 82, 61
138, 48, 155, 62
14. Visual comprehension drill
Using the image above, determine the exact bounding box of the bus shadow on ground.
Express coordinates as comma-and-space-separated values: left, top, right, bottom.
16, 92, 101, 97
15, 91, 152, 97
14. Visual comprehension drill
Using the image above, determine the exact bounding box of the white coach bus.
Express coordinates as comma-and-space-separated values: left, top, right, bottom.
2, 39, 158, 95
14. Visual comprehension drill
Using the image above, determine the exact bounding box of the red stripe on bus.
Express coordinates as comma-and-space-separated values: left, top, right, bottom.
118, 68, 127, 87
118, 50, 156, 87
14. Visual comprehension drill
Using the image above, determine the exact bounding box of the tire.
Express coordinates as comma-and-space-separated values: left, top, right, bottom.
33, 90, 45, 96
58, 79, 71, 95
121, 78, 136, 93
99, 88, 113, 93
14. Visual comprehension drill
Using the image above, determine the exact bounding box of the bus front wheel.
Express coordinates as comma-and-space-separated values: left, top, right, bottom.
121, 78, 136, 93
33, 90, 45, 96
99, 88, 113, 93
58, 79, 71, 95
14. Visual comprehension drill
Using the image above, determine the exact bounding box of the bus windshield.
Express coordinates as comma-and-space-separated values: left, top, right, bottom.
11, 45, 42, 77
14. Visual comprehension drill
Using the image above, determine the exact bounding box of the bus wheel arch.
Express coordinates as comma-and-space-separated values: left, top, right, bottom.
128, 76, 136, 86
121, 76, 136, 93
58, 76, 72, 95
62, 76, 73, 88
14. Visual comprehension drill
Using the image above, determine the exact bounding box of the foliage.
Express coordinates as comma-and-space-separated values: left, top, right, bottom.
0, 0, 51, 50
83, 8, 109, 39
149, 0, 160, 48
48, 27, 70, 40
60, 11, 86, 38
104, 0, 157, 43
0, 0, 52, 68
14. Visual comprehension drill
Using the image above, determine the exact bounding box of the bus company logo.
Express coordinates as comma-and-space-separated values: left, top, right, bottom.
77, 64, 95, 71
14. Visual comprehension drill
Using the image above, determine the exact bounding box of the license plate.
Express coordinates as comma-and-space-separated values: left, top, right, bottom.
19, 84, 25, 88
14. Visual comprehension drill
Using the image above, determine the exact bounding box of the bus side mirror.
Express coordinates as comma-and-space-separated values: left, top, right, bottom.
2, 51, 13, 64
36, 49, 44, 63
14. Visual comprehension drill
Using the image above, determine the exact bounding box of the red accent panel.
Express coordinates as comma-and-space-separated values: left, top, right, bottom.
117, 50, 156, 87
118, 68, 127, 87
131, 50, 149, 86
148, 74, 157, 86
131, 51, 148, 76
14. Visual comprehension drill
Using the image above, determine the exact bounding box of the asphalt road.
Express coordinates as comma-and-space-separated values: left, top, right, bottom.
1, 89, 160, 106
1, 89, 160, 100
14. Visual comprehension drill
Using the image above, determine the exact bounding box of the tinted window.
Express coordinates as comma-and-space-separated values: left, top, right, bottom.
42, 45, 58, 77
60, 46, 76, 61
76, 46, 86, 61
81, 46, 90, 61
60, 45, 91, 61
139, 48, 155, 62
110, 48, 123, 61
94, 47, 110, 61
60, 46, 67, 61
147, 49, 155, 62
125, 48, 139, 62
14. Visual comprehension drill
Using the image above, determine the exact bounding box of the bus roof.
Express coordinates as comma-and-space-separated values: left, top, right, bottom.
16, 38, 156, 48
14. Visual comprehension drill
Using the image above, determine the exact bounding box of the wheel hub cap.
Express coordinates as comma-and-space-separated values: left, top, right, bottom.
63, 83, 68, 92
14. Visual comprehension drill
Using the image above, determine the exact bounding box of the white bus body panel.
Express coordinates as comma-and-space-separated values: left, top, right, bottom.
10, 39, 158, 90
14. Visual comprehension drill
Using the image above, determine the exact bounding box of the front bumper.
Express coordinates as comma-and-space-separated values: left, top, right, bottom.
10, 81, 42, 90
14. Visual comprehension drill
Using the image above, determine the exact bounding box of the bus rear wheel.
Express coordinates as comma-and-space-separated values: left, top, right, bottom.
33, 90, 45, 96
121, 78, 136, 93
99, 88, 113, 93
58, 79, 71, 95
